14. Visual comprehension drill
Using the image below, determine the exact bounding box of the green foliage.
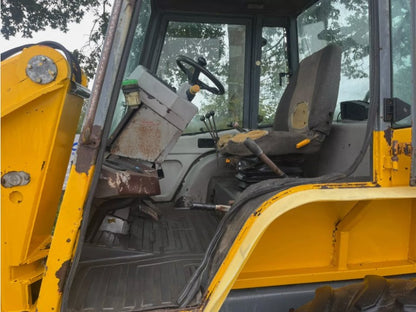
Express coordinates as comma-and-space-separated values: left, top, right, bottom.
124, 0, 152, 76
157, 22, 226, 88
1, 0, 110, 80
258, 27, 288, 125
71, 0, 111, 79
391, 0, 412, 108
1, 0, 99, 39
155, 22, 238, 133
298, 0, 370, 80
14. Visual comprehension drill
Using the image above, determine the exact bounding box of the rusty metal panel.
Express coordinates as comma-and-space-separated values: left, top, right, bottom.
95, 162, 160, 198
110, 66, 197, 163
111, 104, 182, 163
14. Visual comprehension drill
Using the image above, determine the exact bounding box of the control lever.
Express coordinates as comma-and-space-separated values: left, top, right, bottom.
190, 203, 231, 212
243, 138, 287, 178
227, 121, 247, 133
209, 111, 219, 141
205, 112, 218, 141
175, 202, 231, 212
200, 115, 216, 142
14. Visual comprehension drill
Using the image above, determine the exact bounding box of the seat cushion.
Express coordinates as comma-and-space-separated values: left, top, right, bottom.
218, 130, 322, 156
217, 130, 268, 149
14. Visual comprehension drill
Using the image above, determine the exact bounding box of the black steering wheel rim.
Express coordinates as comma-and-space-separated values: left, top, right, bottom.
176, 55, 225, 95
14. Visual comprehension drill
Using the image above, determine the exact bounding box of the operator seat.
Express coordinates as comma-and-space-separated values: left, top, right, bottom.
218, 44, 342, 159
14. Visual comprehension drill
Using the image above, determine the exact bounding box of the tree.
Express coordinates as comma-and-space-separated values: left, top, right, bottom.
258, 27, 288, 125
298, 0, 370, 80
1, 0, 111, 79
391, 0, 412, 106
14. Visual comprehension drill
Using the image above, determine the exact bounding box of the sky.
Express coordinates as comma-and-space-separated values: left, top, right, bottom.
1, 11, 96, 60
1, 11, 100, 89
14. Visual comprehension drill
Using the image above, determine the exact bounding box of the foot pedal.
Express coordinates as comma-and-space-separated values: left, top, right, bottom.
140, 200, 162, 221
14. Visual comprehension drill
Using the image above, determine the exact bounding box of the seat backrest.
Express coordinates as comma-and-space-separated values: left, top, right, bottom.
273, 44, 342, 136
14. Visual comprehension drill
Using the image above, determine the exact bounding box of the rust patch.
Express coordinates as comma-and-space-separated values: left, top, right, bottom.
137, 119, 162, 160
95, 161, 160, 199
384, 128, 392, 146
76, 125, 102, 173
110, 105, 167, 162
253, 211, 261, 217
55, 260, 71, 293
397, 142, 413, 156
332, 223, 339, 246
317, 182, 375, 189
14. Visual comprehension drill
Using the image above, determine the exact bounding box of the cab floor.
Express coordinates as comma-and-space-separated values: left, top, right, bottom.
68, 205, 220, 311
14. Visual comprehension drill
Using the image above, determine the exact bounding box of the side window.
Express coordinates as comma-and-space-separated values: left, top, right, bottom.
297, 0, 370, 120
391, 0, 412, 128
110, 0, 151, 133
258, 27, 289, 126
156, 21, 246, 134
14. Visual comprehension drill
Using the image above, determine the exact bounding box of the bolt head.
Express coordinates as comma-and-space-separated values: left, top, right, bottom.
1, 171, 30, 188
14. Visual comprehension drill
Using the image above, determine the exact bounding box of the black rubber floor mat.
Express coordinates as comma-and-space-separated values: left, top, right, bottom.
91, 206, 219, 254
68, 253, 203, 311
68, 206, 220, 311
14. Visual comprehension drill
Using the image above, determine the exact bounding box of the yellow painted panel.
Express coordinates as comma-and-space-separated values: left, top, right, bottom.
241, 201, 353, 272
203, 186, 416, 312
36, 166, 94, 311
1, 45, 85, 311
347, 199, 411, 264
373, 128, 412, 187
409, 202, 416, 261
236, 198, 413, 288
391, 128, 413, 185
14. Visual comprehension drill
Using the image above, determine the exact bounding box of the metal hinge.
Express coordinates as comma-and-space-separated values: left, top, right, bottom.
383, 97, 411, 122
70, 81, 91, 99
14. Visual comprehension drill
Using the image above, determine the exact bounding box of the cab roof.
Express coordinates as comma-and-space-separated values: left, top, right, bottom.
154, 0, 319, 17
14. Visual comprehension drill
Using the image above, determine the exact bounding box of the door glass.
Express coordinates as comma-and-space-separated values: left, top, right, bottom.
297, 0, 370, 120
156, 21, 246, 134
258, 27, 288, 126
110, 0, 151, 133
391, 0, 412, 128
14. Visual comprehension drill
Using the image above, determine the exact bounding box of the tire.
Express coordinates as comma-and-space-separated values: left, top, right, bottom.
295, 275, 416, 312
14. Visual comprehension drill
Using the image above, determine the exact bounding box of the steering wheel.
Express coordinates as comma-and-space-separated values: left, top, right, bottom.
176, 55, 225, 95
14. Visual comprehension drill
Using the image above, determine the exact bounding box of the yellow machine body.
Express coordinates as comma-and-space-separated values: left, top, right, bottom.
203, 128, 415, 310
2, 41, 415, 312
1, 46, 88, 311
1, 0, 415, 311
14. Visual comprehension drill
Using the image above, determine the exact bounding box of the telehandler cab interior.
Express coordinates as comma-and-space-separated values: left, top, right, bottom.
2, 0, 416, 311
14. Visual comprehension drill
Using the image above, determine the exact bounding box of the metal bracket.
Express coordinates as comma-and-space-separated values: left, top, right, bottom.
383, 97, 411, 123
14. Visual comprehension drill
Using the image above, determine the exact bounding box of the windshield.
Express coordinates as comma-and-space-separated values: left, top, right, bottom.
391, 0, 413, 128
156, 21, 246, 134
110, 0, 151, 134
297, 0, 370, 121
